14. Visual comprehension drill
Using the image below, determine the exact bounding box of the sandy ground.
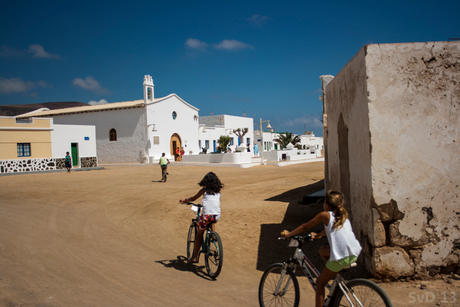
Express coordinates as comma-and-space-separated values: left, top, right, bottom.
1, 162, 459, 307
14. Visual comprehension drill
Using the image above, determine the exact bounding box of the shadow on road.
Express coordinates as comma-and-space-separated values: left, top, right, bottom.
156, 256, 216, 281
256, 180, 325, 273
256, 179, 372, 280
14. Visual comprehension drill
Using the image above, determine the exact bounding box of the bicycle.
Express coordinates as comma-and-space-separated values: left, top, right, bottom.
162, 167, 167, 182
185, 202, 223, 279
161, 163, 168, 182
258, 234, 393, 307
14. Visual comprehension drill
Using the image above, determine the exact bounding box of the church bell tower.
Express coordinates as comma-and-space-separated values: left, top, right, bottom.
143, 75, 154, 103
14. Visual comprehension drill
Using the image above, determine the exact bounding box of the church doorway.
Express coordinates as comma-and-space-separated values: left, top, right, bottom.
170, 134, 182, 161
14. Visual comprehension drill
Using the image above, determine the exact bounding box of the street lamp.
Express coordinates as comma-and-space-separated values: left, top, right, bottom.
259, 118, 272, 165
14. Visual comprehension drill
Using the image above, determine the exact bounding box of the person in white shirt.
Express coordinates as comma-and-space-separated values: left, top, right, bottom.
283, 190, 362, 307
180, 172, 224, 264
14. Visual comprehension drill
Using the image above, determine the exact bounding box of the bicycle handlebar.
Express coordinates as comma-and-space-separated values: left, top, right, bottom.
278, 233, 312, 242
181, 201, 202, 208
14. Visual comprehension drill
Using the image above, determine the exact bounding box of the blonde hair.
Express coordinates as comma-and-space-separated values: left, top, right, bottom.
325, 190, 348, 230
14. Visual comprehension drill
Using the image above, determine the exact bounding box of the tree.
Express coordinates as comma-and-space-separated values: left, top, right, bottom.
217, 135, 231, 153
233, 128, 248, 146
274, 132, 301, 149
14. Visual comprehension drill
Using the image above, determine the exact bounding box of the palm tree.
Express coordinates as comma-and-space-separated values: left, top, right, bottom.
274, 132, 301, 149
217, 135, 231, 153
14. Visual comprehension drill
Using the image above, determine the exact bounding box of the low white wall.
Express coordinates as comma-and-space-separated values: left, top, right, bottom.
263, 149, 320, 161
182, 152, 252, 164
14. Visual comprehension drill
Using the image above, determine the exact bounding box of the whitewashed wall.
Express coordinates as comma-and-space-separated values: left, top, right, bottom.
146, 94, 199, 160
253, 131, 279, 152
51, 123, 97, 159
52, 107, 147, 164
198, 115, 253, 153
299, 135, 323, 151
325, 41, 460, 279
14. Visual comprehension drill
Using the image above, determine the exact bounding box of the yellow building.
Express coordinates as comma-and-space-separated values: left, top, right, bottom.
0, 116, 52, 159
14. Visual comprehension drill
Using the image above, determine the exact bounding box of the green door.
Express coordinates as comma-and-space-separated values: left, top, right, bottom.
71, 143, 79, 167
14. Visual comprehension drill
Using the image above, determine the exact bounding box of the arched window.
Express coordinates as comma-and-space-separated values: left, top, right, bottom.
109, 128, 117, 141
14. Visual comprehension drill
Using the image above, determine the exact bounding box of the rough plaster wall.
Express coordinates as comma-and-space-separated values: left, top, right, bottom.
53, 108, 147, 164
324, 47, 373, 254
366, 41, 460, 277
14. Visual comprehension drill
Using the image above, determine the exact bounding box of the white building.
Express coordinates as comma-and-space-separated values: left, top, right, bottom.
0, 116, 97, 172
299, 132, 324, 152
198, 115, 254, 153
18, 75, 200, 164
17, 75, 259, 165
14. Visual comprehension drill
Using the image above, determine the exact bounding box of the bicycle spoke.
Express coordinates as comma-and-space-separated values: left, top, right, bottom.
204, 231, 223, 278
259, 264, 299, 307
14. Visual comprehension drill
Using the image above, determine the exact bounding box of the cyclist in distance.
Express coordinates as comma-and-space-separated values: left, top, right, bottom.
159, 153, 170, 180
282, 190, 362, 307
180, 172, 223, 263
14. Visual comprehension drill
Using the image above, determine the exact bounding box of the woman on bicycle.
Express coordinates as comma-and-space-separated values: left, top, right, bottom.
180, 172, 223, 263
282, 190, 361, 307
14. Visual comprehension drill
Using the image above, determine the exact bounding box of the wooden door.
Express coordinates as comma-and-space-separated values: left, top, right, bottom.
170, 134, 181, 161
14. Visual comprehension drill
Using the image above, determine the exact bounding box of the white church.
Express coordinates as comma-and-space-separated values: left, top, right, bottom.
18, 75, 253, 164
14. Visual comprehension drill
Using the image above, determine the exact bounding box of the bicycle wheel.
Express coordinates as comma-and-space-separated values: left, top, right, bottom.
186, 223, 197, 260
333, 278, 392, 307
162, 168, 167, 182
259, 263, 300, 307
204, 231, 223, 279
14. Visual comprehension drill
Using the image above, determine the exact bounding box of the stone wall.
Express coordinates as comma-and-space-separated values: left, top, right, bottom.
1, 156, 98, 172
81, 157, 97, 168
0, 158, 56, 173
324, 41, 460, 279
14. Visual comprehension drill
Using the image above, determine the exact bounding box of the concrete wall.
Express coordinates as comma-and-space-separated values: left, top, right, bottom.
0, 116, 53, 159
324, 41, 460, 279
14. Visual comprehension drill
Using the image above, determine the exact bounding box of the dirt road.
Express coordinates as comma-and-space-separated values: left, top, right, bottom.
0, 162, 458, 306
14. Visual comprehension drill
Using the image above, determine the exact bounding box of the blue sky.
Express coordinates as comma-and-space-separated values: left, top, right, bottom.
1, 1, 459, 136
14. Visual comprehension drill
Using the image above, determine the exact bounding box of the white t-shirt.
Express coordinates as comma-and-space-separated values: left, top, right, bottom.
202, 192, 221, 216
324, 212, 362, 261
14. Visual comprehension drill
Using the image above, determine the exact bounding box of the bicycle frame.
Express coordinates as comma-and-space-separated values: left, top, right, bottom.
190, 203, 214, 256
279, 237, 358, 307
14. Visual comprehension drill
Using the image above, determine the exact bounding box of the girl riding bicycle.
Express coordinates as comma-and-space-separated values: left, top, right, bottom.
180, 172, 223, 263
282, 190, 361, 307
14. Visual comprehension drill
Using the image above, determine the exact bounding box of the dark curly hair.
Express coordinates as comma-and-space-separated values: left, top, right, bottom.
199, 172, 223, 195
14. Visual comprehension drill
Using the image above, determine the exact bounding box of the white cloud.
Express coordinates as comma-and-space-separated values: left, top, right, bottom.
185, 38, 208, 51
88, 99, 108, 105
0, 77, 49, 95
0, 46, 26, 57
185, 38, 254, 52
0, 45, 60, 59
73, 76, 111, 95
0, 77, 33, 94
28, 44, 60, 59
247, 14, 273, 27
213, 39, 254, 51
279, 114, 323, 128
